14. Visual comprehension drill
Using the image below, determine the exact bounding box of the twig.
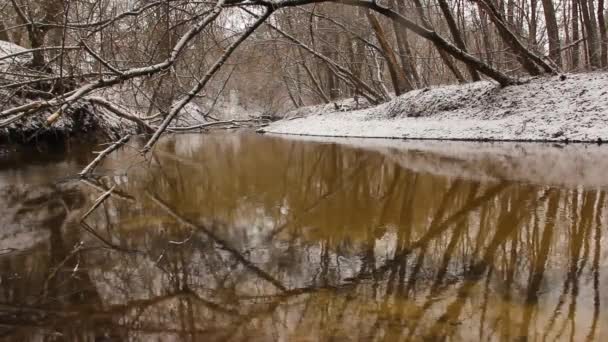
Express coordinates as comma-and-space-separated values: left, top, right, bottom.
80, 178, 136, 202
80, 185, 115, 221
42, 242, 84, 299
80, 221, 140, 253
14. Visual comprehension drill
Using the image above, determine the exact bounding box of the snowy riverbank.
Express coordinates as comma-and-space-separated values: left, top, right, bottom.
0, 40, 258, 145
262, 72, 608, 143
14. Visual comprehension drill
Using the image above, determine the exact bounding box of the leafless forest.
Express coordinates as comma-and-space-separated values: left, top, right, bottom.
0, 0, 607, 148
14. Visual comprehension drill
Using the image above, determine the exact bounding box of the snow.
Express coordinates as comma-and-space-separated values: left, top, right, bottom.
0, 40, 29, 64
263, 72, 608, 142
0, 40, 31, 87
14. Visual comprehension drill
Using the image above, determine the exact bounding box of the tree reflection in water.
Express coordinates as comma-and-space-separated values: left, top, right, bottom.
0, 133, 606, 341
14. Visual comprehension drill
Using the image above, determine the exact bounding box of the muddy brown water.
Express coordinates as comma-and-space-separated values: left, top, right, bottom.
0, 132, 606, 341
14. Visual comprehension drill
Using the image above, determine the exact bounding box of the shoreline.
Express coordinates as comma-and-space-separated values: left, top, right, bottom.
262, 71, 608, 143
260, 129, 604, 144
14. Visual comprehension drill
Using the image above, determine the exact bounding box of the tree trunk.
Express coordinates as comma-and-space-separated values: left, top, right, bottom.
301, 58, 331, 103
264, 17, 385, 103
391, 0, 421, 87
475, 0, 556, 75
580, 0, 601, 67
479, 7, 495, 66
12, 15, 25, 45
275, 0, 515, 85
541, 0, 562, 67
357, 0, 516, 85
436, 0, 481, 81
599, 0, 608, 67
28, 27, 47, 69
506, 0, 515, 28
0, 20, 10, 42
529, 0, 538, 49
326, 34, 341, 99
572, 0, 581, 68
410, 0, 467, 83
366, 11, 412, 95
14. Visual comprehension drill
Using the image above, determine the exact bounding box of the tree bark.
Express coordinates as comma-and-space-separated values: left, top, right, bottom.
301, 59, 331, 103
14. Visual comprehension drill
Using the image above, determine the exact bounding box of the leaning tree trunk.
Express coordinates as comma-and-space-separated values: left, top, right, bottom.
436, 0, 481, 81
276, 0, 514, 86
410, 0, 467, 83
474, 0, 556, 75
259, 15, 386, 103
366, 11, 412, 95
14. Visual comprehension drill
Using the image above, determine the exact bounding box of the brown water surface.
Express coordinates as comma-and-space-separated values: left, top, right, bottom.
0, 132, 606, 341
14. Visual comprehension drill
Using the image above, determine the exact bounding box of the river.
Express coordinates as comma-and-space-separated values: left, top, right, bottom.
0, 132, 606, 341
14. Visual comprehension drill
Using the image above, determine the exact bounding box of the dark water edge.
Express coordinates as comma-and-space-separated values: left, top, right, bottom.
0, 132, 606, 341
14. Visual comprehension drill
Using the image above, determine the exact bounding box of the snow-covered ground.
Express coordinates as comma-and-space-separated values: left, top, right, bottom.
263, 72, 608, 142
0, 40, 29, 67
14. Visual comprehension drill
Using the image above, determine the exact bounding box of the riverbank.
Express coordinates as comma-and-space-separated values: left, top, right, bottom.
0, 41, 259, 146
262, 71, 608, 143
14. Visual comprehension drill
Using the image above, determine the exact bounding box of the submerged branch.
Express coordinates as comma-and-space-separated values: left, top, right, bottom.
80, 185, 115, 221
79, 135, 131, 177
167, 119, 268, 131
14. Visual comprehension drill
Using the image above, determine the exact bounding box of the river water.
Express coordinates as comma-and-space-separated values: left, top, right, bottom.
0, 132, 606, 341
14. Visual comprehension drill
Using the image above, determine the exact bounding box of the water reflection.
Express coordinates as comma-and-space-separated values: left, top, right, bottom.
0, 133, 606, 341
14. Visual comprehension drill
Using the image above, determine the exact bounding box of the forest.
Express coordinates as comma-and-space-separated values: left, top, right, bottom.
0, 0, 606, 147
